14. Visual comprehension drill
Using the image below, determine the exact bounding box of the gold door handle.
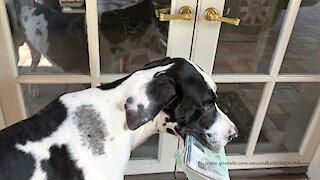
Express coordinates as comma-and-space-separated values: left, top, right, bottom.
204, 8, 240, 26
155, 6, 192, 21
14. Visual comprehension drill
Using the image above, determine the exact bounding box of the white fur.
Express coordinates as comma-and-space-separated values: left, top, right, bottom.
186, 60, 217, 92
15, 63, 174, 180
205, 104, 236, 149
20, 5, 49, 56
19, 5, 64, 72
14, 60, 230, 179
126, 84, 150, 111
186, 60, 237, 149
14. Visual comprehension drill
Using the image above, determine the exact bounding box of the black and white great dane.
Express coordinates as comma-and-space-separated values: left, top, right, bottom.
12, 0, 166, 73
0, 58, 238, 180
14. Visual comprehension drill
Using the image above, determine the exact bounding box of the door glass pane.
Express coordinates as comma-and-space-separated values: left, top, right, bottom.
97, 0, 169, 159
280, 2, 320, 74
217, 83, 264, 155
7, 0, 89, 74
98, 0, 169, 73
130, 134, 159, 159
255, 82, 320, 153
21, 84, 89, 117
213, 0, 288, 74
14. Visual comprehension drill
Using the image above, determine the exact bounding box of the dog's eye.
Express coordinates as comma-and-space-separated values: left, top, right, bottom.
205, 105, 213, 111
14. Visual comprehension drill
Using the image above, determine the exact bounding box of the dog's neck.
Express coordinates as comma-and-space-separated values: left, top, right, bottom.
128, 111, 168, 149
108, 64, 176, 150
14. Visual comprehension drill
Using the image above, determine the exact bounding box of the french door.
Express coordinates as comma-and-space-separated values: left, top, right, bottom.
0, 0, 320, 175
0, 0, 197, 174
192, 0, 320, 169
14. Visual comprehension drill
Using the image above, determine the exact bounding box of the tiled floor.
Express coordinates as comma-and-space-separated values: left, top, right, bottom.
281, 2, 320, 74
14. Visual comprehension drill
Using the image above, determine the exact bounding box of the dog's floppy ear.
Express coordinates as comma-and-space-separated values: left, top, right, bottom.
125, 74, 176, 130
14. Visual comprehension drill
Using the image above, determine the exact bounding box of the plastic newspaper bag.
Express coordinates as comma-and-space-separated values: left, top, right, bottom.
174, 136, 230, 180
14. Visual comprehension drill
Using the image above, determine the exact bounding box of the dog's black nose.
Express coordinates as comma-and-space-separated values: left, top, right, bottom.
228, 127, 239, 142
228, 133, 236, 141
234, 127, 239, 137
125, 97, 134, 110
126, 97, 133, 104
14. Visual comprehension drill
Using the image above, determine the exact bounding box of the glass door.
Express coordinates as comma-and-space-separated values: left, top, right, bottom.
0, 0, 197, 174
191, 0, 320, 169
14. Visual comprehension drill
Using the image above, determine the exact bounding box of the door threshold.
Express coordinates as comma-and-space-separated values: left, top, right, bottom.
125, 167, 308, 179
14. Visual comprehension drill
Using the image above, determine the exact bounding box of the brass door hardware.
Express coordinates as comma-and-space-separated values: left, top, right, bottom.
224, 7, 231, 15
204, 8, 240, 26
155, 6, 192, 21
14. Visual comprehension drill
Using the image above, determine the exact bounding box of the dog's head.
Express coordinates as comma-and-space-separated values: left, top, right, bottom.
125, 57, 238, 150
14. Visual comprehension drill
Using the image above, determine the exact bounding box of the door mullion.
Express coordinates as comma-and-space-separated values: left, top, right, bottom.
246, 81, 275, 157
299, 99, 320, 159
0, 0, 27, 125
191, 0, 225, 75
0, 105, 6, 130
246, 0, 302, 158
17, 75, 93, 84
86, 0, 101, 87
269, 0, 302, 76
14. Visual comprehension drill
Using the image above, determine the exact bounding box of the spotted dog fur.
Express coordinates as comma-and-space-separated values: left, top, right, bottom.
0, 58, 238, 180
73, 105, 108, 155
12, 0, 166, 73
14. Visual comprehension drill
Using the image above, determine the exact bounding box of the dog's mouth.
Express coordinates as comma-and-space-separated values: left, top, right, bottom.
176, 127, 235, 151
176, 128, 222, 151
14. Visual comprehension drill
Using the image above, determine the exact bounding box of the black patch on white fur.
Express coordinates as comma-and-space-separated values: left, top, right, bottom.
0, 151, 35, 179
73, 105, 107, 155
20, 2, 90, 73
99, 57, 229, 150
41, 145, 84, 180
35, 28, 42, 35
166, 128, 175, 135
146, 58, 220, 149
98, 57, 173, 91
98, 75, 131, 90
125, 72, 176, 130
0, 99, 67, 178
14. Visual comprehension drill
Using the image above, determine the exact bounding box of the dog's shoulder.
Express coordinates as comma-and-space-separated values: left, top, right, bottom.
0, 98, 68, 179
0, 99, 67, 146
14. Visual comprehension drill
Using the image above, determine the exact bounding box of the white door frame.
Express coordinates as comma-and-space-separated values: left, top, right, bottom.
191, 0, 320, 169
2, 0, 320, 173
0, 0, 197, 175
0, 105, 6, 130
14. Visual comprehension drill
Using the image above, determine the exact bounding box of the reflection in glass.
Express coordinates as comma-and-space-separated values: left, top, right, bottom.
213, 0, 287, 73
21, 84, 89, 117
7, 0, 89, 74
99, 0, 169, 73
131, 134, 159, 159
255, 83, 320, 153
216, 83, 264, 155
280, 1, 320, 74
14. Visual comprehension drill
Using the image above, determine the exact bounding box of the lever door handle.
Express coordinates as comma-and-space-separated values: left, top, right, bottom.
156, 6, 192, 21
205, 8, 240, 26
